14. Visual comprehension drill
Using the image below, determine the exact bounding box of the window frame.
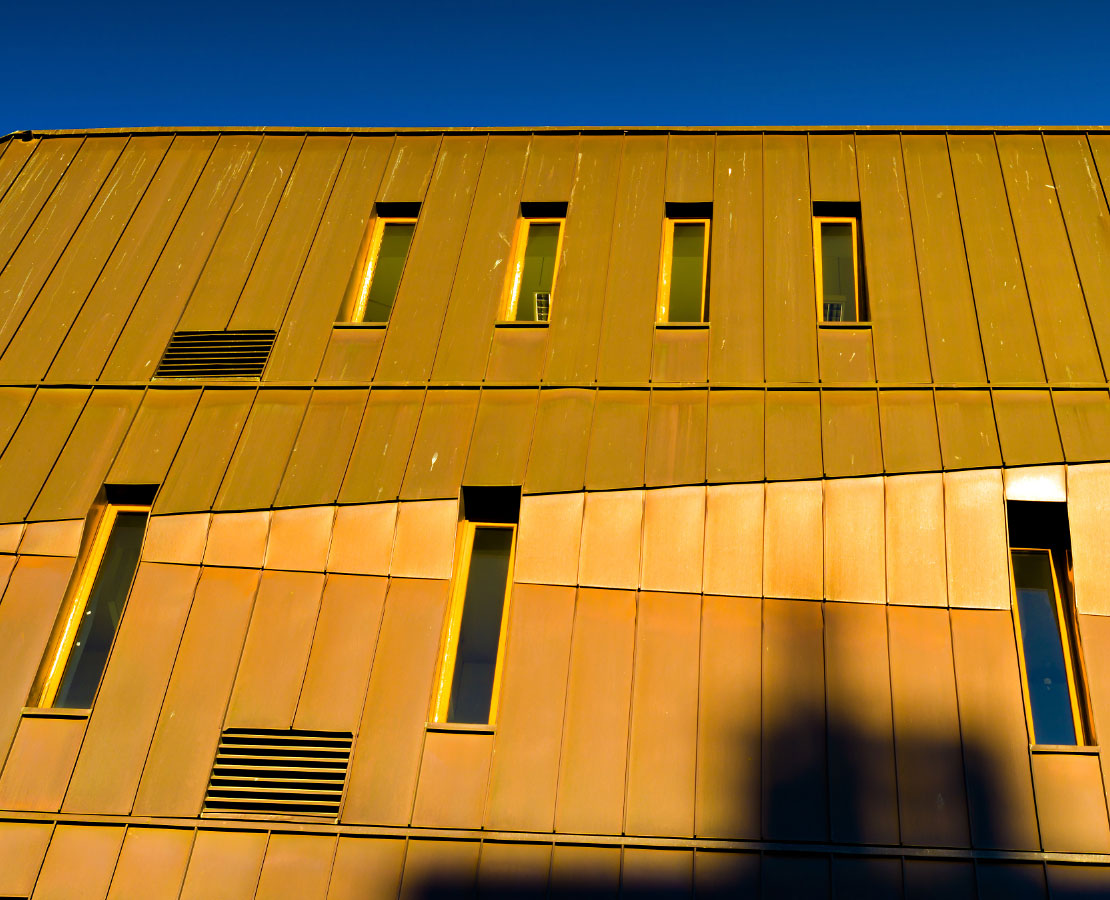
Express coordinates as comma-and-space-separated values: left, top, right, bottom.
657, 217, 711, 323
500, 217, 566, 322
813, 215, 861, 324
344, 215, 418, 324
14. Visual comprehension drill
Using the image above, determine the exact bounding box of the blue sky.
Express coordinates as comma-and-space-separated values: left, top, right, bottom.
5, 0, 1110, 133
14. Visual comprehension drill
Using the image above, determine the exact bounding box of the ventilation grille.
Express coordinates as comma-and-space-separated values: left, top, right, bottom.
154, 330, 276, 379
203, 728, 353, 818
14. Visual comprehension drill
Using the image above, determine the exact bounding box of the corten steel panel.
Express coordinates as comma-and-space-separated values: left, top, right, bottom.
944, 469, 1010, 611
0, 135, 38, 204
294, 574, 387, 732
703, 485, 763, 598
430, 136, 530, 381
1005, 464, 1067, 503
554, 587, 635, 836
666, 133, 714, 201
514, 492, 583, 586
950, 609, 1039, 851
30, 824, 124, 900
485, 326, 548, 383
411, 731, 494, 828
202, 510, 271, 568
62, 563, 199, 815
763, 135, 818, 383
824, 602, 900, 845
485, 584, 576, 831
831, 857, 904, 900
178, 830, 268, 900
375, 136, 487, 382
377, 135, 437, 202
254, 834, 337, 900
709, 135, 763, 382
105, 827, 194, 900
522, 134, 578, 202
856, 134, 933, 382
215, 389, 309, 512
0, 388, 87, 523
317, 327, 385, 382
19, 520, 82, 557
763, 480, 823, 601
706, 389, 764, 484
878, 389, 942, 474
400, 389, 480, 500
809, 133, 859, 201
264, 139, 393, 380
154, 388, 254, 515
947, 135, 1046, 384
132, 567, 260, 817
1068, 464, 1110, 615
645, 389, 707, 487
106, 388, 200, 486
993, 389, 1064, 467
44, 137, 215, 383
275, 388, 368, 508
693, 851, 760, 898
230, 136, 349, 330
595, 135, 667, 384
1046, 863, 1110, 898
1054, 390, 1110, 462
1080, 616, 1110, 823
225, 570, 325, 729
887, 605, 971, 848
477, 842, 552, 897
762, 854, 830, 899
0, 715, 86, 811
761, 598, 828, 842
585, 389, 649, 490
975, 862, 1047, 900
399, 839, 480, 900
765, 390, 822, 481
343, 578, 449, 825
0, 822, 52, 897
824, 476, 885, 605
28, 388, 141, 522
0, 522, 25, 552
885, 473, 948, 607
0, 138, 81, 275
326, 837, 406, 900
326, 504, 396, 576
816, 328, 876, 383
391, 499, 458, 580
622, 848, 694, 896
652, 327, 710, 383
935, 389, 1002, 470
549, 845, 620, 899
1031, 753, 1110, 853
524, 388, 594, 494
0, 386, 33, 453
902, 860, 975, 900
625, 591, 700, 837
176, 135, 304, 330
340, 388, 424, 504
542, 137, 623, 384
100, 135, 261, 381
265, 506, 335, 573
999, 135, 1103, 383
464, 388, 539, 487
578, 490, 643, 590
821, 389, 883, 477
641, 486, 705, 594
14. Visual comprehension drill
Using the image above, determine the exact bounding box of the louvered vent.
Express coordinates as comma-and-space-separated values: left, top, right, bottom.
203, 728, 353, 818
154, 330, 276, 379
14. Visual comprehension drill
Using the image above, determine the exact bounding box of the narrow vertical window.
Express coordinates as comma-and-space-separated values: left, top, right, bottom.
340, 204, 420, 324
502, 213, 565, 323
813, 214, 862, 323
658, 217, 710, 323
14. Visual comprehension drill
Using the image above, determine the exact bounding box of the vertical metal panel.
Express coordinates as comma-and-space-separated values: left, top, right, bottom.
585, 389, 649, 490
903, 860, 975, 900
133, 567, 259, 817
327, 504, 395, 576
107, 388, 201, 485
515, 493, 583, 587
265, 506, 335, 573
177, 830, 268, 900
477, 842, 552, 896
878, 389, 942, 473
652, 327, 709, 383
377, 136, 438, 202
809, 133, 858, 201
974, 863, 1047, 900
993, 389, 1064, 466
400, 388, 480, 500
203, 510, 271, 568
464, 388, 539, 487
0, 716, 86, 811
326, 837, 406, 900
703, 484, 763, 598
706, 389, 763, 484
765, 390, 821, 481
945, 469, 1010, 611
524, 388, 594, 494
275, 388, 369, 507
549, 845, 620, 899
1067, 463, 1110, 615
485, 583, 575, 831
1045, 862, 1110, 898
340, 388, 424, 504
411, 731, 494, 828
935, 389, 1002, 469
578, 490, 643, 590
255, 834, 337, 900
641, 486, 704, 594
821, 389, 882, 477
554, 587, 635, 835
391, 499, 458, 580
398, 839, 479, 900
0, 135, 38, 204
63, 563, 199, 815
1031, 753, 1110, 852
1054, 390, 1110, 462
105, 828, 194, 900
694, 851, 760, 898
885, 473, 948, 607
824, 476, 885, 605
485, 326, 548, 383
0, 822, 53, 897
666, 134, 714, 201
0, 138, 82, 274
0, 386, 33, 455
19, 520, 82, 557
645, 389, 707, 487
763, 480, 823, 601
888, 605, 971, 848
521, 134, 578, 202
30, 824, 124, 900
817, 328, 876, 383
316, 327, 385, 382
622, 848, 693, 896
1079, 614, 1110, 820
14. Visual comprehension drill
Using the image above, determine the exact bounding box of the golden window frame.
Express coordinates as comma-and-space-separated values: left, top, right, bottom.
812, 215, 861, 323
341, 216, 418, 323
657, 217, 711, 323
500, 217, 565, 322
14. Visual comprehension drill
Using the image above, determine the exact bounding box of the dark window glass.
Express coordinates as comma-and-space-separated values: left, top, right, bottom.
668, 222, 706, 322
447, 526, 513, 724
363, 222, 415, 322
820, 221, 857, 322
54, 510, 147, 709
515, 223, 560, 322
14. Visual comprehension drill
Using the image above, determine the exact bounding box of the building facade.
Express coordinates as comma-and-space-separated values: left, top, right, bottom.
0, 126, 1109, 896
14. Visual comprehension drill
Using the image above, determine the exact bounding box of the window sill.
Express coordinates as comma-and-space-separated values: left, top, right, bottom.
426, 722, 496, 735
333, 321, 387, 330
494, 320, 549, 329
818, 321, 872, 330
1030, 744, 1100, 755
21, 707, 90, 720
655, 321, 709, 330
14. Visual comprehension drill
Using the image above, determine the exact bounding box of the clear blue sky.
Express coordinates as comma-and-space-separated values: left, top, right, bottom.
6, 0, 1110, 134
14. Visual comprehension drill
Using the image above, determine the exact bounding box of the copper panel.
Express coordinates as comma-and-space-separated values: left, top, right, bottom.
485, 326, 548, 383
0, 555, 15, 595
765, 390, 822, 481
0, 522, 23, 552
19, 520, 82, 557
935, 389, 1002, 469
514, 493, 583, 586
215, 389, 309, 511
625, 591, 700, 837
63, 563, 199, 815
105, 827, 193, 900
522, 135, 578, 202
155, 388, 254, 514
640, 486, 704, 594
831, 857, 903, 900
974, 862, 1046, 900
411, 730, 494, 828
763, 135, 818, 382
276, 389, 369, 508
106, 388, 200, 485
265, 506, 336, 573
254, 834, 336, 900
391, 499, 458, 580
141, 513, 210, 565
0, 386, 33, 453
132, 567, 259, 817
1005, 465, 1066, 503
400, 388, 480, 500
944, 469, 1010, 610
524, 388, 594, 494
477, 842, 552, 896
821, 389, 883, 477
202, 510, 271, 568
1067, 464, 1110, 615
549, 845, 620, 899
762, 854, 829, 899
903, 860, 975, 900
885, 473, 948, 607
0, 135, 38, 205
376, 137, 486, 382
295, 574, 386, 732
30, 824, 124, 899
824, 476, 885, 605
950, 609, 1038, 850
763, 480, 823, 601
708, 135, 763, 382
340, 388, 424, 504
817, 327, 876, 383
645, 389, 707, 487
878, 389, 942, 474
578, 490, 643, 590
622, 848, 693, 896
703, 484, 763, 598
317, 327, 385, 381
1081, 615, 1110, 816
1046, 863, 1110, 898
809, 133, 859, 201
464, 388, 539, 487
398, 839, 479, 900
485, 584, 575, 831
377, 135, 437, 201
327, 503, 396, 576
1054, 390, 1110, 462
343, 578, 449, 825
1032, 753, 1110, 852
0, 715, 86, 811
0, 822, 52, 897
178, 830, 267, 900
652, 326, 709, 384
706, 389, 763, 484
226, 570, 325, 729
888, 605, 971, 848
0, 138, 81, 274
585, 390, 649, 490
554, 587, 635, 835
993, 389, 1064, 466
665, 134, 714, 201
326, 837, 405, 900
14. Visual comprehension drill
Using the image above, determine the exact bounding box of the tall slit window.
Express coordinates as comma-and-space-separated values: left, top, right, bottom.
658, 209, 710, 323
341, 203, 420, 324
502, 207, 565, 323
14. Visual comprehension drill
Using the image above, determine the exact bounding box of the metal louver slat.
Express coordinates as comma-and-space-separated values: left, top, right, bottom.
154, 330, 277, 379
